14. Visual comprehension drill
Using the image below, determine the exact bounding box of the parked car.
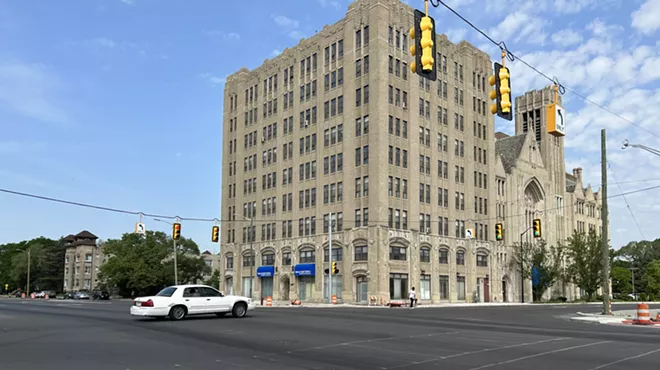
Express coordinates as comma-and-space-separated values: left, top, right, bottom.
92, 290, 110, 300
130, 284, 255, 320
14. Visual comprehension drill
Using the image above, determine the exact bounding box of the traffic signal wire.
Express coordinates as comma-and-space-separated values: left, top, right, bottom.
607, 162, 645, 240
1, 183, 659, 226
429, 0, 660, 140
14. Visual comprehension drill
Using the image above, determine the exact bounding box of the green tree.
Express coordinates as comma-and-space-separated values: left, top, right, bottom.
565, 229, 603, 301
0, 237, 64, 293
611, 265, 632, 295
204, 269, 220, 290
642, 260, 660, 296
99, 231, 209, 297
510, 239, 565, 302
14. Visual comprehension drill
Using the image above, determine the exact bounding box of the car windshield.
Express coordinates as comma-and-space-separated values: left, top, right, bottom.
155, 287, 177, 297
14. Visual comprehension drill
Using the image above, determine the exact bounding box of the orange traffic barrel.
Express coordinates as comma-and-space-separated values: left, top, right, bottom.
266, 296, 272, 307
634, 303, 652, 325
331, 294, 337, 304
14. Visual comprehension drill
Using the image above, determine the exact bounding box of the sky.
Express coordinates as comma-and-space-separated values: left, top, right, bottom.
0, 0, 659, 253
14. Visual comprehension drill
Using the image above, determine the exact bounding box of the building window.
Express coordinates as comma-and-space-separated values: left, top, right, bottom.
439, 249, 448, 264
282, 251, 291, 265
419, 247, 430, 263
439, 275, 449, 299
262, 253, 275, 266
477, 253, 488, 267
420, 274, 431, 300
456, 251, 465, 265
389, 246, 407, 261
299, 250, 315, 263
354, 245, 368, 261
389, 273, 408, 300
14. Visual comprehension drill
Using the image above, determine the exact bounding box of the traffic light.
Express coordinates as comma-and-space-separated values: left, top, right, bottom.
488, 62, 512, 121
409, 9, 437, 81
211, 226, 219, 243
495, 223, 503, 241
331, 261, 339, 275
172, 222, 181, 240
533, 219, 542, 238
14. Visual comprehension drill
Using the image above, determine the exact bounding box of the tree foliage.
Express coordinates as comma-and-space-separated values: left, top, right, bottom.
98, 231, 210, 297
204, 269, 220, 290
0, 237, 65, 292
565, 229, 603, 301
510, 239, 565, 302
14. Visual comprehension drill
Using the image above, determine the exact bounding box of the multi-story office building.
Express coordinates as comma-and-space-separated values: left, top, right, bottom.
220, 0, 497, 304
63, 230, 106, 292
219, 0, 607, 304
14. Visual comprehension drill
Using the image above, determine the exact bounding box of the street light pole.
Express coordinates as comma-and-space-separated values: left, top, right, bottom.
621, 139, 660, 157
153, 218, 178, 285
235, 213, 255, 299
519, 226, 534, 303
26, 249, 31, 295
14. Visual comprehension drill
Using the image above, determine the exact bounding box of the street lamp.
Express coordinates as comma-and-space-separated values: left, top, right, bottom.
621, 139, 660, 157
17, 248, 31, 295
234, 213, 254, 299
153, 218, 179, 285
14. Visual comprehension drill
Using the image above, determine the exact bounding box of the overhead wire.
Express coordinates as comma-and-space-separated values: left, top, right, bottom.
607, 163, 645, 239
429, 0, 660, 139
2, 184, 660, 226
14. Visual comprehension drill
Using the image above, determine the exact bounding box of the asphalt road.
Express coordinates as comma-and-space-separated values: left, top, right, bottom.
1, 299, 659, 370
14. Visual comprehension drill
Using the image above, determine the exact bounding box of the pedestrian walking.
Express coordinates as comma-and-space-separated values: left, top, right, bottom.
409, 287, 416, 309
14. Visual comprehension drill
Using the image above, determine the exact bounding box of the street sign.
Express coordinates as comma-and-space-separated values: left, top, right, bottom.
465, 228, 474, 239
134, 222, 146, 235
546, 103, 566, 137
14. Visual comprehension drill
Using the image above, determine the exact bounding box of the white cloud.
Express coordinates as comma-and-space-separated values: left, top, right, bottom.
199, 73, 226, 85
552, 0, 594, 14
631, 0, 660, 35
271, 49, 282, 57
489, 11, 549, 45
119, 0, 135, 5
0, 60, 69, 124
93, 37, 117, 48
271, 14, 299, 28
445, 29, 467, 44
551, 29, 583, 47
317, 0, 341, 9
204, 30, 240, 41
289, 30, 305, 40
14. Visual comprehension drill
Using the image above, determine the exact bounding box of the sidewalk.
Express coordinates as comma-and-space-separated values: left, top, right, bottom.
256, 300, 538, 308
570, 308, 660, 326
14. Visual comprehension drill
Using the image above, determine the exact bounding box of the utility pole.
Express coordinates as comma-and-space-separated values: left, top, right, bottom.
249, 216, 254, 300
328, 213, 333, 303
601, 129, 611, 315
630, 267, 638, 300
26, 249, 31, 295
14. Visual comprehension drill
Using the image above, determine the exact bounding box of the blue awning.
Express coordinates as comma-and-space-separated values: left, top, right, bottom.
256, 265, 275, 278
294, 263, 315, 277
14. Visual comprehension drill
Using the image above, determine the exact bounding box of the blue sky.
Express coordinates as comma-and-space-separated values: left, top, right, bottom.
1, 0, 659, 252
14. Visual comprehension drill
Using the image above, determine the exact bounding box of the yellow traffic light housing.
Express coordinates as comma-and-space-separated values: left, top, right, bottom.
331, 261, 338, 275
495, 223, 503, 241
488, 62, 512, 121
173, 222, 181, 240
409, 9, 437, 81
533, 219, 541, 238
211, 226, 220, 243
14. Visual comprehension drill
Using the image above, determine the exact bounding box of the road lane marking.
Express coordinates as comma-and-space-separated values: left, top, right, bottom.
390, 337, 569, 369
587, 347, 660, 370
467, 340, 612, 370
285, 330, 461, 354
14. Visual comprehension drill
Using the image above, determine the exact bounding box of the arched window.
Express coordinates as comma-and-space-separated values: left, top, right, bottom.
324, 246, 343, 262
389, 244, 407, 261
439, 248, 449, 264
420, 246, 431, 263
476, 252, 488, 267
354, 244, 368, 261
299, 246, 315, 263
242, 251, 255, 267
225, 253, 234, 269
456, 250, 465, 265
261, 251, 275, 266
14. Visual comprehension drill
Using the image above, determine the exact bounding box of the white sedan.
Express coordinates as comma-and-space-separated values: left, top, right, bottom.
130, 284, 256, 320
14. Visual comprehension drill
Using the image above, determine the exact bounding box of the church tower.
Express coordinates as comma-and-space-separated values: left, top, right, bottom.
514, 85, 568, 243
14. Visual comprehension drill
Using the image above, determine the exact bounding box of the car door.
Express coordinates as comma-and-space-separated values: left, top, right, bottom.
182, 287, 206, 314
200, 287, 229, 312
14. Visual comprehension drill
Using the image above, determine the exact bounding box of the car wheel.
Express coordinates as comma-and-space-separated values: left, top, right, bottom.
215, 312, 227, 317
232, 302, 248, 318
169, 305, 187, 321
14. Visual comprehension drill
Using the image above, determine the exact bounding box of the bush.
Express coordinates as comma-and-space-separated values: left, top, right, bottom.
640, 293, 648, 301
649, 293, 656, 302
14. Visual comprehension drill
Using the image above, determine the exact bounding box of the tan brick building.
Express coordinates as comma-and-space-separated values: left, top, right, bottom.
219, 0, 606, 304
63, 231, 106, 292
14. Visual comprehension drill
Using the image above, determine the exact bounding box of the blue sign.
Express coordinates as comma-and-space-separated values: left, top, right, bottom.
294, 263, 315, 277
256, 266, 275, 278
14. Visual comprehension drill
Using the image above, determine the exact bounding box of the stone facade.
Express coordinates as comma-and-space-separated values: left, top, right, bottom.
63, 231, 106, 292
218, 0, 606, 304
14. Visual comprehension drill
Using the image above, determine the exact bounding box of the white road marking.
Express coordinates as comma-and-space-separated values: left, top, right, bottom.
467, 340, 612, 370
587, 347, 660, 370
389, 337, 569, 369
285, 330, 461, 354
